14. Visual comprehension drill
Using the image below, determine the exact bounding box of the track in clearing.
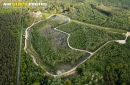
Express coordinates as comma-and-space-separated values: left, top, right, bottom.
24, 14, 129, 77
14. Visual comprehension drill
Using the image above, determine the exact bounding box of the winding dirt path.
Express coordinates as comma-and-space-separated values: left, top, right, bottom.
24, 14, 129, 78
115, 32, 130, 44
24, 15, 54, 66
54, 27, 93, 55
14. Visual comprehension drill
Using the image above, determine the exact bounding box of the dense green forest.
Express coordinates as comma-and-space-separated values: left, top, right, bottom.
30, 0, 130, 30
20, 53, 73, 85
5, 0, 129, 32
21, 37, 130, 85
24, 0, 130, 84
58, 22, 125, 51
20, 53, 46, 85
0, 8, 21, 85
0, 7, 35, 85
20, 17, 74, 85
69, 3, 130, 31
1, 0, 130, 85
70, 37, 130, 85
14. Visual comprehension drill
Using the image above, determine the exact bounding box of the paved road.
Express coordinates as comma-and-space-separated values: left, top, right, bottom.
16, 6, 24, 85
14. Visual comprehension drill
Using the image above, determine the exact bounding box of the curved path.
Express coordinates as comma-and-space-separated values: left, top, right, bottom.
115, 32, 130, 44
24, 14, 129, 78
24, 14, 55, 52
54, 27, 93, 55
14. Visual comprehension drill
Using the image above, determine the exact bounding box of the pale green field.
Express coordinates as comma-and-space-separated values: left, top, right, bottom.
42, 12, 51, 18
97, 5, 126, 13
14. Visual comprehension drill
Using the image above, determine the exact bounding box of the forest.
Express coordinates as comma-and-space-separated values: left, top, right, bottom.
24, 0, 130, 84
1, 0, 130, 85
0, 8, 21, 85
69, 3, 130, 31
30, 19, 88, 72
19, 0, 130, 31
70, 37, 130, 85
20, 17, 75, 85
38, 0, 130, 31
58, 22, 125, 51
0, 6, 34, 85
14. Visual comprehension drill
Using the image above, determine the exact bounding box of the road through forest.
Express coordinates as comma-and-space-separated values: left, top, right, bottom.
24, 14, 129, 77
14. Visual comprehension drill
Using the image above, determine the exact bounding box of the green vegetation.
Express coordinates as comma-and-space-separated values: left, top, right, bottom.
1, 0, 130, 85
26, 0, 130, 30
69, 3, 130, 31
71, 37, 130, 85
0, 8, 21, 84
25, 0, 130, 31
58, 22, 125, 51
30, 18, 88, 71
21, 0, 130, 84
20, 52, 46, 85
72, 20, 127, 33
99, 0, 130, 7
24, 11, 34, 28
42, 13, 51, 18
95, 4, 126, 13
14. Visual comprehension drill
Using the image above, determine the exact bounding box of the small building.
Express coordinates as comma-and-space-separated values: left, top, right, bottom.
33, 11, 42, 17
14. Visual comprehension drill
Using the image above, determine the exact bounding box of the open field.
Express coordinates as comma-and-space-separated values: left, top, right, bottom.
96, 4, 126, 13
42, 13, 51, 18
